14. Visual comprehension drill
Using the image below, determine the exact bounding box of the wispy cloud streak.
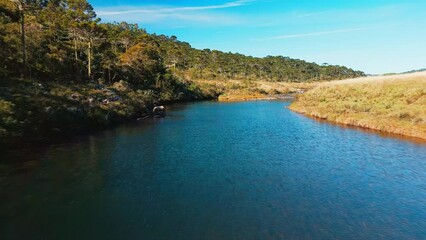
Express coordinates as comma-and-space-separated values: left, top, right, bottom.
255, 28, 367, 41
296, 11, 331, 18
98, 0, 254, 16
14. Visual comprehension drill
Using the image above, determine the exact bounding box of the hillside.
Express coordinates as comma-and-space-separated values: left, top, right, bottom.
154, 36, 365, 82
0, 0, 364, 84
0, 0, 364, 146
289, 72, 426, 140
402, 69, 426, 74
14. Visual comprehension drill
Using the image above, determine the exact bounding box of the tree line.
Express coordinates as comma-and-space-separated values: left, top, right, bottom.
1, 0, 365, 87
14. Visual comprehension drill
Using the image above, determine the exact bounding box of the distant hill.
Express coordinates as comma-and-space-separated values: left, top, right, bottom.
382, 69, 426, 76
0, 0, 364, 84
402, 69, 426, 74
148, 34, 365, 82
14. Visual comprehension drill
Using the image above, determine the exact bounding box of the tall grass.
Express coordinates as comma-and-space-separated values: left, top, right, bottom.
192, 79, 317, 101
289, 74, 426, 140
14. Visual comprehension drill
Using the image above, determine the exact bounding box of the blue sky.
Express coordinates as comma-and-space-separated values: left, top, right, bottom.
91, 0, 426, 74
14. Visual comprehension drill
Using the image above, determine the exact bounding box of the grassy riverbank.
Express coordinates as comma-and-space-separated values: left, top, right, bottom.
0, 77, 332, 148
289, 72, 426, 140
193, 79, 317, 102
0, 78, 219, 148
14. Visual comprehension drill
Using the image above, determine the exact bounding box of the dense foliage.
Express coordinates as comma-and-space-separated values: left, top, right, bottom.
0, 0, 365, 146
157, 38, 365, 82
1, 0, 364, 84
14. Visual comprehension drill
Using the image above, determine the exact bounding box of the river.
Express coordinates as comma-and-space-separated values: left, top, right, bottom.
1, 100, 425, 239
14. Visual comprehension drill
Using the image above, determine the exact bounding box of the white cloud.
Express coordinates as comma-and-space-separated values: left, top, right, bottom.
255, 28, 367, 41
97, 0, 254, 16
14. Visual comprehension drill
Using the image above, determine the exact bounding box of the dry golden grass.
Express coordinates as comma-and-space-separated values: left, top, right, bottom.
289, 72, 426, 140
192, 79, 318, 102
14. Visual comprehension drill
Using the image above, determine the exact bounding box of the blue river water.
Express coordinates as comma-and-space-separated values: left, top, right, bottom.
1, 100, 425, 239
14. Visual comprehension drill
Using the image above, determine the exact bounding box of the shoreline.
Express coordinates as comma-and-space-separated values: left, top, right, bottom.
3, 73, 425, 151
218, 93, 295, 102
0, 79, 218, 151
0, 78, 312, 150
289, 106, 426, 142
288, 73, 426, 141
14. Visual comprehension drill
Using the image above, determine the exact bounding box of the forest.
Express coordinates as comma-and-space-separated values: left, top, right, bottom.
0, 0, 365, 83
0, 0, 365, 146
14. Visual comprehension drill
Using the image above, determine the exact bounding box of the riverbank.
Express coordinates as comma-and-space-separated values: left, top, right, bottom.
0, 78, 219, 149
0, 77, 323, 149
289, 72, 426, 140
194, 79, 317, 102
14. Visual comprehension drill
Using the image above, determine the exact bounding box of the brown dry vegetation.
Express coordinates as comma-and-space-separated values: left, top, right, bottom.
289, 72, 426, 140
192, 79, 318, 102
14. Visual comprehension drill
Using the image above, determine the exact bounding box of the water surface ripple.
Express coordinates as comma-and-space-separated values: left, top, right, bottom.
1, 101, 425, 239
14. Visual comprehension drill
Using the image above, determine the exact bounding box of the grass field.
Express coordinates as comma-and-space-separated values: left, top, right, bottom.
192, 79, 318, 102
289, 72, 426, 140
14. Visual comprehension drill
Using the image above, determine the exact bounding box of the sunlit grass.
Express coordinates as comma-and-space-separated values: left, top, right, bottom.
191, 79, 318, 101
289, 73, 426, 140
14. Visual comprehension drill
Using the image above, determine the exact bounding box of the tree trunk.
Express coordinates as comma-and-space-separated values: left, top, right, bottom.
19, 7, 26, 78
87, 39, 92, 79
74, 37, 78, 61
73, 35, 80, 80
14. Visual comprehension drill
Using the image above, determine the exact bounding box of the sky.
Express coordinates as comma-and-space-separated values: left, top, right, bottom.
90, 0, 426, 74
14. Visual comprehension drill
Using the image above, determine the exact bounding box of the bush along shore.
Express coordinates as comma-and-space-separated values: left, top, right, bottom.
0, 78, 219, 149
289, 73, 426, 140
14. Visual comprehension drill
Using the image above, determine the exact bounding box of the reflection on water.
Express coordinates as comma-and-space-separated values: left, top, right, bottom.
1, 101, 426, 240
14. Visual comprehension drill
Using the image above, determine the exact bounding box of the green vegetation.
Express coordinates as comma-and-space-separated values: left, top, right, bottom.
0, 0, 364, 146
289, 74, 426, 140
0, 0, 364, 83
190, 79, 318, 102
0, 78, 216, 145
159, 44, 365, 82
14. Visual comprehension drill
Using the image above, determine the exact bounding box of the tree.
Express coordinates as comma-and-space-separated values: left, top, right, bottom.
66, 0, 99, 79
10, 0, 26, 76
37, 0, 74, 79
120, 43, 165, 86
79, 21, 104, 79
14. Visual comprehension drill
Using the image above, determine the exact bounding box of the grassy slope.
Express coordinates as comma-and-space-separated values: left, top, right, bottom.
289, 72, 426, 140
193, 79, 318, 102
